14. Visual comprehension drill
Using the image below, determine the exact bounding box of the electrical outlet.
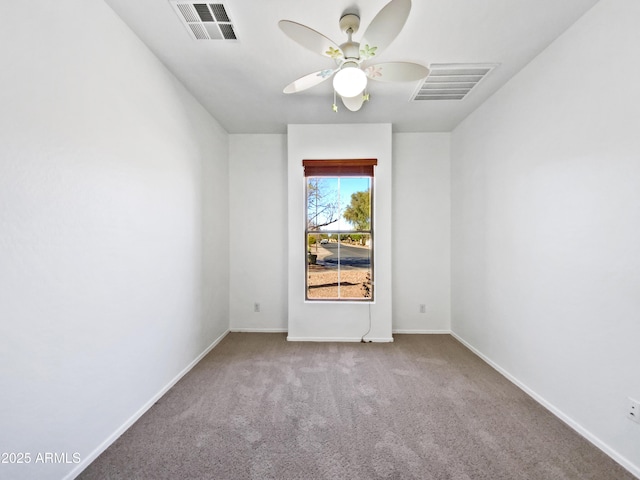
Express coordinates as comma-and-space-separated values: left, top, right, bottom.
254, 303, 260, 313
419, 304, 426, 314
628, 398, 640, 423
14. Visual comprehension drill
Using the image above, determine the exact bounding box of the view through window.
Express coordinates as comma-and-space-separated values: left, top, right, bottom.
305, 162, 374, 301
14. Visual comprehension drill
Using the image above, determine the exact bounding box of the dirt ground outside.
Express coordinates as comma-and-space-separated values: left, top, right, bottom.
307, 243, 372, 299
307, 265, 371, 299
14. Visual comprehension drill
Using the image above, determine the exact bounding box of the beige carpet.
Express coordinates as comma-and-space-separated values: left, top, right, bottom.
79, 333, 634, 479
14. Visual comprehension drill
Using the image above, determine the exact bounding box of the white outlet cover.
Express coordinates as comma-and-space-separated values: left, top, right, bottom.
628, 398, 640, 423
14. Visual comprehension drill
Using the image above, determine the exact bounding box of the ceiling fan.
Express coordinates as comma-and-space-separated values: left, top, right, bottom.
278, 0, 429, 112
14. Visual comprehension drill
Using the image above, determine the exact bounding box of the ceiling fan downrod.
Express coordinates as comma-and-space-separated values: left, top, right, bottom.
338, 13, 362, 66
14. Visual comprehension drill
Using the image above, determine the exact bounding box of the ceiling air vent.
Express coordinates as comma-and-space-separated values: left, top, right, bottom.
171, 1, 237, 40
412, 64, 497, 101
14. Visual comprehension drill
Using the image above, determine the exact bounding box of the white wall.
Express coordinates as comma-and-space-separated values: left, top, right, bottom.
229, 135, 288, 331
287, 124, 393, 342
451, 0, 640, 475
230, 132, 452, 337
392, 133, 451, 333
0, 1, 229, 479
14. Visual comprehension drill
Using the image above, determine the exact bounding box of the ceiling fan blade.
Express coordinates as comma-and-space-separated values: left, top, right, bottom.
360, 0, 411, 56
283, 69, 336, 94
365, 62, 429, 82
341, 93, 365, 112
279, 20, 343, 59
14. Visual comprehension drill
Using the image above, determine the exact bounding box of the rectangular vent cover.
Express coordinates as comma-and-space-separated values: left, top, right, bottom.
412, 64, 497, 101
171, 2, 237, 40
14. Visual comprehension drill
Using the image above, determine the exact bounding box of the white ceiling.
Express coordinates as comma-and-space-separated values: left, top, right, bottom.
103, 0, 599, 134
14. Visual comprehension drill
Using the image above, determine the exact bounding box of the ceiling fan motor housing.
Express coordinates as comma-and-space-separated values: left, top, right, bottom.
340, 41, 361, 61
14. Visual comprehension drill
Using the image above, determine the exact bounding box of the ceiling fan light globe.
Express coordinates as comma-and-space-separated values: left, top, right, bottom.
333, 67, 367, 98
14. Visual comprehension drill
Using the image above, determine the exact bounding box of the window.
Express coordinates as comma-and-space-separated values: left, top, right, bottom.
304, 159, 376, 301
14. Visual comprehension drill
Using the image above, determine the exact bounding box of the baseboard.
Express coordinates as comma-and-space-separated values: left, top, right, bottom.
65, 329, 230, 480
287, 336, 362, 342
230, 328, 288, 333
288, 336, 395, 342
450, 331, 640, 479
393, 329, 451, 334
